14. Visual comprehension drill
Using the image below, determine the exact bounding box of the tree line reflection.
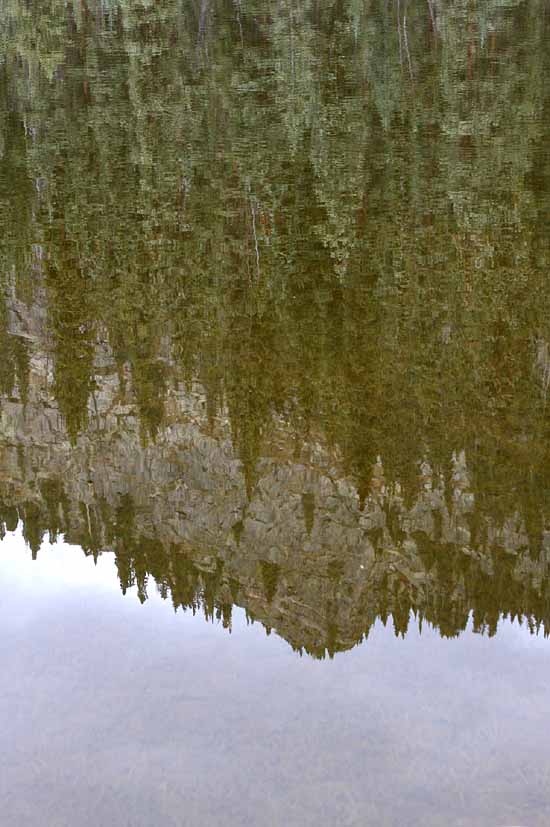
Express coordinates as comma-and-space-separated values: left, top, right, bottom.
1, 1, 550, 654
2, 469, 550, 658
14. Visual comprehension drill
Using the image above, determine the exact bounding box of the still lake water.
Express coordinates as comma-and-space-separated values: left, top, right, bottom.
1, 2, 550, 824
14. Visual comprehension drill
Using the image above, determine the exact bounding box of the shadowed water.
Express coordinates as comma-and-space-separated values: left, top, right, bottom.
1, 1, 550, 824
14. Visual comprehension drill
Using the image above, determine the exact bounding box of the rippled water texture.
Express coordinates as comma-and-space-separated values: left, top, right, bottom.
1, 2, 550, 825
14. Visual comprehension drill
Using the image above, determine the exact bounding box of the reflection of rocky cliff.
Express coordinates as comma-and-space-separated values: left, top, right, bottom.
2, 302, 549, 657
2, 0, 550, 654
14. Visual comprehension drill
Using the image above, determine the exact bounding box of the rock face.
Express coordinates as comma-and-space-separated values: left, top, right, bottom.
1, 294, 550, 657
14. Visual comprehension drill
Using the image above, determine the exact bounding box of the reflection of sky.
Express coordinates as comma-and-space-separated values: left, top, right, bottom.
1, 531, 550, 827
1, 527, 122, 593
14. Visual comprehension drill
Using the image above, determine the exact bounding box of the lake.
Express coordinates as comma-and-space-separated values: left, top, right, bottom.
1, 2, 550, 825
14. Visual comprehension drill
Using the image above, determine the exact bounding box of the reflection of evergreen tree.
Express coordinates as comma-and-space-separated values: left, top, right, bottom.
21, 501, 45, 560
259, 560, 280, 605
40, 478, 67, 544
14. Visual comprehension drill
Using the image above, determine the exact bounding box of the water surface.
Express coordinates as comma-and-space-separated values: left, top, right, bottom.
1, 2, 550, 824
3, 531, 550, 827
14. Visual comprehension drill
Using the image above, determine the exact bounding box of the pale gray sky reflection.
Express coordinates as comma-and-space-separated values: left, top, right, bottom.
1, 533, 550, 826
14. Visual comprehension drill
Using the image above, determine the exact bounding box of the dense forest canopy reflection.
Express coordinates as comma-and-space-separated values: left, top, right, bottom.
1, 0, 550, 656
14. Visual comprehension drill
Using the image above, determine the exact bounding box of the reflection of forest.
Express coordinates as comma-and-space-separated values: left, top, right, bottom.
1, 323, 550, 657
1, 1, 550, 654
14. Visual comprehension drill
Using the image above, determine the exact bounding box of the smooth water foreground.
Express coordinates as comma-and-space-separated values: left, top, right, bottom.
1, 2, 550, 825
